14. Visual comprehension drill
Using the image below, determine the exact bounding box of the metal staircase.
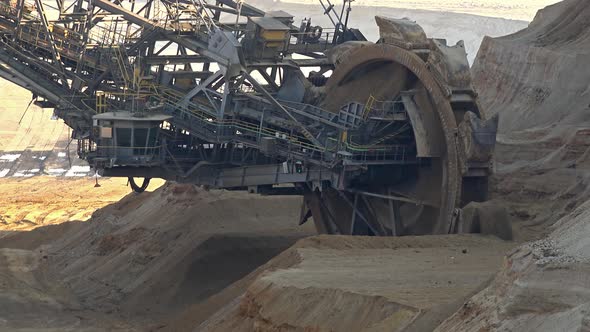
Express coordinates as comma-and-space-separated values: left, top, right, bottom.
110, 45, 133, 89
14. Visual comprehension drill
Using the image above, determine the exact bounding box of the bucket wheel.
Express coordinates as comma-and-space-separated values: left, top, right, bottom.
304, 18, 495, 236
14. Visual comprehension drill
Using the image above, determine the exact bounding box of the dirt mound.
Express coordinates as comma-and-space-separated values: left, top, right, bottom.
0, 181, 311, 330
197, 235, 515, 331
511, 0, 590, 48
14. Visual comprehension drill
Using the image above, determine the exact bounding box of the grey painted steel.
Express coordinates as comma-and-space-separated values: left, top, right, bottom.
0, 1, 494, 237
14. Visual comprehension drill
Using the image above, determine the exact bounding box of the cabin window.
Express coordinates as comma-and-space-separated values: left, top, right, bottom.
134, 128, 148, 155
116, 128, 132, 147
147, 127, 158, 147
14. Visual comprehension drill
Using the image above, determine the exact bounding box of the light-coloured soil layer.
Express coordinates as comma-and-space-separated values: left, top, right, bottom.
197, 235, 515, 331
472, 0, 590, 133
0, 177, 163, 233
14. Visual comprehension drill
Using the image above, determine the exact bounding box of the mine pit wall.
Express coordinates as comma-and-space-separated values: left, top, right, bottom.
467, 0, 590, 244
472, 37, 590, 133
471, 0, 590, 134
435, 1, 590, 330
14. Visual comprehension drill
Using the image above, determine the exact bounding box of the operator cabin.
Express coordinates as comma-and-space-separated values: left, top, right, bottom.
93, 111, 171, 167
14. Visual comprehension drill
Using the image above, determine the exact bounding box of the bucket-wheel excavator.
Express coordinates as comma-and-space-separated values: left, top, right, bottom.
0, 0, 498, 235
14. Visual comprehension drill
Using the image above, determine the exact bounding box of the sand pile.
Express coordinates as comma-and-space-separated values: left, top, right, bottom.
0, 182, 312, 331
0, 177, 518, 332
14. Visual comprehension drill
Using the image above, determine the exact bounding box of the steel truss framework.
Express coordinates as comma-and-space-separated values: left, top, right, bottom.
0, 0, 498, 236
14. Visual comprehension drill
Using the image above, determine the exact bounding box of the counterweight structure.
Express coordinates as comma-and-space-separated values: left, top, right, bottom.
0, 0, 498, 236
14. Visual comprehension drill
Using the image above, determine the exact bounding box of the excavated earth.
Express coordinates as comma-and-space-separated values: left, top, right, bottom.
0, 182, 313, 331
437, 0, 590, 330
474, 0, 590, 245
0, 180, 515, 331
194, 235, 514, 332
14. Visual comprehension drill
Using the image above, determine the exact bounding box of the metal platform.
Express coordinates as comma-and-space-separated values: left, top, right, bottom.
0, 0, 497, 237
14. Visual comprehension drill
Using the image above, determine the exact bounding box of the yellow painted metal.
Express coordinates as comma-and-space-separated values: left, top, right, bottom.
363, 95, 376, 120
112, 46, 131, 88
95, 91, 107, 114
261, 29, 287, 41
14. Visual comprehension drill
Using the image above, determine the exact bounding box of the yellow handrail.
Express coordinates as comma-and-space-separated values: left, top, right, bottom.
112, 46, 131, 88
363, 95, 376, 120
96, 91, 107, 114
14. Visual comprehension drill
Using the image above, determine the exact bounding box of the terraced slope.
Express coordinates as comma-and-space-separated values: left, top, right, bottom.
472, 0, 590, 133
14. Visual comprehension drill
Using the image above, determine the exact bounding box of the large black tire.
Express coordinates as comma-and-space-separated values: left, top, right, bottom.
129, 177, 151, 193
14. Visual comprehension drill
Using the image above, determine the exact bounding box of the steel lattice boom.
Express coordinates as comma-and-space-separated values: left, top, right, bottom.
0, 0, 498, 236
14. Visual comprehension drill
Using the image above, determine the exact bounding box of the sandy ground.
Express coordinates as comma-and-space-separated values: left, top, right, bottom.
273, 0, 559, 21
197, 235, 515, 331
0, 177, 163, 233
0, 179, 518, 331
0, 181, 316, 331
438, 206, 590, 331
